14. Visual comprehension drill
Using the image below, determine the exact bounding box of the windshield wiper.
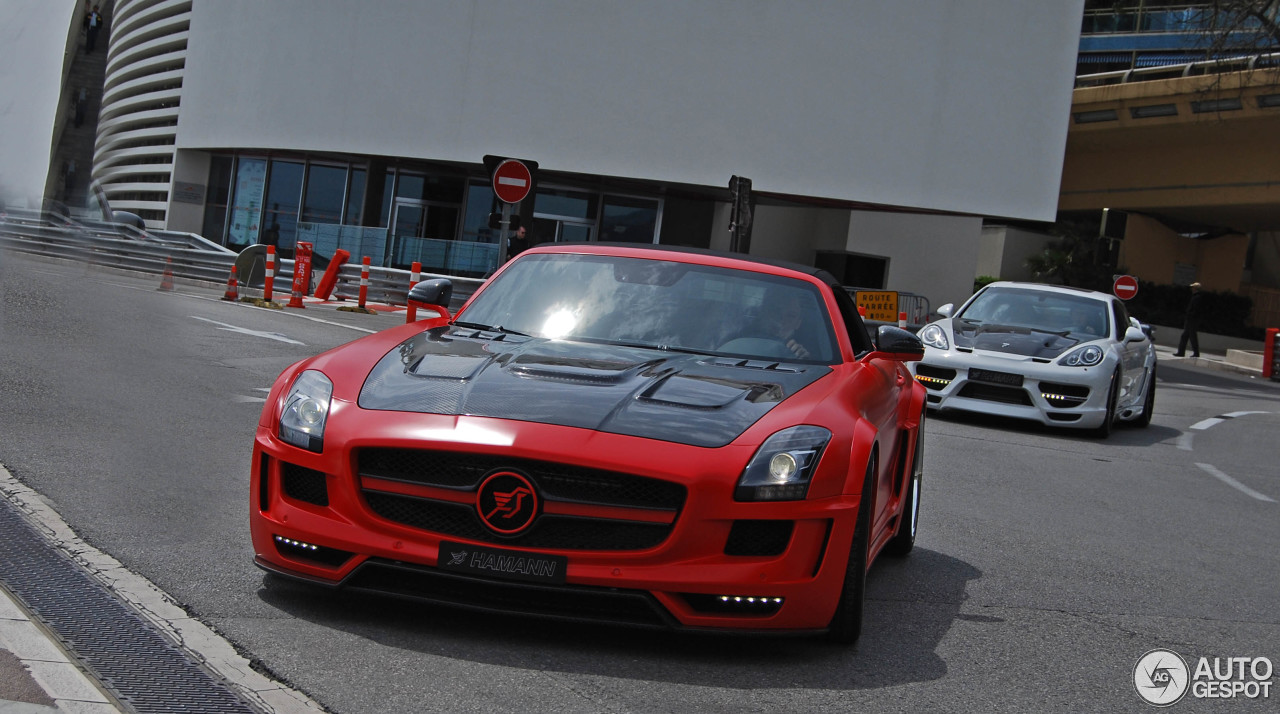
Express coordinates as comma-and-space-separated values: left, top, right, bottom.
450, 320, 531, 337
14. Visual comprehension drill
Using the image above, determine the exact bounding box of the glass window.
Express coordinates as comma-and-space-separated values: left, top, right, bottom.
396, 173, 425, 200
461, 181, 497, 244
344, 168, 366, 225
202, 155, 233, 245
262, 159, 304, 256
380, 170, 394, 226
227, 157, 266, 250
301, 164, 347, 224
600, 195, 660, 244
534, 188, 597, 220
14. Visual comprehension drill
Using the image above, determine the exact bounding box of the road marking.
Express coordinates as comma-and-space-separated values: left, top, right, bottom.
1222, 411, 1270, 419
231, 395, 266, 403
190, 316, 305, 345
1195, 463, 1276, 503
1177, 432, 1194, 451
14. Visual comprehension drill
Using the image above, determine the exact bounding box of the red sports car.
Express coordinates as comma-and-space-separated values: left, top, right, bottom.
251, 244, 927, 642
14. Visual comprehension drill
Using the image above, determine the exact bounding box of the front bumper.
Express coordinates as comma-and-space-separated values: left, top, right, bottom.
249, 414, 863, 633
911, 351, 1111, 429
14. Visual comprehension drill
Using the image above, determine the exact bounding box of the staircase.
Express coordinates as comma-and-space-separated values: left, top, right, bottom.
50, 1, 114, 212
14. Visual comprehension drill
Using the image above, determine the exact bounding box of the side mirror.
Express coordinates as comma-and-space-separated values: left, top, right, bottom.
1124, 325, 1147, 343
865, 325, 925, 362
407, 278, 453, 320
937, 303, 954, 318
408, 278, 452, 307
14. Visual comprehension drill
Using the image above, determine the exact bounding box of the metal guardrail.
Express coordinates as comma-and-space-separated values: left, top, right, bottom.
1075, 51, 1280, 88
0, 215, 485, 311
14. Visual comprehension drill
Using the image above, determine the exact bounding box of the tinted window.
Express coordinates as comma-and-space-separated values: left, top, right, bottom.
461, 254, 838, 363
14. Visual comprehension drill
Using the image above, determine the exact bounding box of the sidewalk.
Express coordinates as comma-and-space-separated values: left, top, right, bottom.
0, 586, 118, 713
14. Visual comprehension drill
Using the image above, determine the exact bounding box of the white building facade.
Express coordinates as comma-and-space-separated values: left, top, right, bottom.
4, 0, 1084, 310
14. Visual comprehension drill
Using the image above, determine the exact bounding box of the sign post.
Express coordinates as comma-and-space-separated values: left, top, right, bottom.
490, 158, 533, 264
1113, 274, 1139, 301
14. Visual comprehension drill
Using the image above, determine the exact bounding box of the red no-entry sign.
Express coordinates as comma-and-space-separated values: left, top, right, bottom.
492, 159, 532, 204
1113, 274, 1139, 300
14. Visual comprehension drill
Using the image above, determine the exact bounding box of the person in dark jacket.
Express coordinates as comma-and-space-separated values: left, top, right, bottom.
1173, 282, 1203, 357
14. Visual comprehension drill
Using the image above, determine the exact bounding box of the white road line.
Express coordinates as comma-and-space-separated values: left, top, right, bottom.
1195, 463, 1276, 503
253, 387, 272, 392
231, 395, 266, 403
1177, 432, 1195, 451
1222, 411, 1270, 419
190, 316, 305, 345
1190, 417, 1225, 430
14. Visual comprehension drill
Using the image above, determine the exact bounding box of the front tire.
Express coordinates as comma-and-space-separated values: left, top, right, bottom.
827, 459, 875, 644
1135, 364, 1156, 428
1092, 369, 1119, 439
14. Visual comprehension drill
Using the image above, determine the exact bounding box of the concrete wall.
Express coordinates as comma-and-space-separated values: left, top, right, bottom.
845, 210, 983, 310
178, 0, 1082, 222
978, 224, 1056, 281
0, 0, 78, 209
1121, 213, 1248, 291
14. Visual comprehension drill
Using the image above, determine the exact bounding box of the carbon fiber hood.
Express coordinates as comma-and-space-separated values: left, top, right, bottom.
358, 327, 831, 447
951, 320, 1079, 358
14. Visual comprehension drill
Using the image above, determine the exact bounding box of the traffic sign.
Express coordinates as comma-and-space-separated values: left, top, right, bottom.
492, 159, 532, 204
1113, 274, 1139, 300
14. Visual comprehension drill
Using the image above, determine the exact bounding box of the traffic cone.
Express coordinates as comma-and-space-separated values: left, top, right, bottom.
158, 257, 175, 291
222, 266, 239, 301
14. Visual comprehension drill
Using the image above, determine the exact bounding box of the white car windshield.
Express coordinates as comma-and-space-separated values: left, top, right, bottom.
457, 253, 839, 363
958, 287, 1110, 339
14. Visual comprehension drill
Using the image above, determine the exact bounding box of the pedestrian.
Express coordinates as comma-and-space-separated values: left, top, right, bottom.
86, 4, 103, 53
1173, 281, 1203, 357
506, 224, 529, 260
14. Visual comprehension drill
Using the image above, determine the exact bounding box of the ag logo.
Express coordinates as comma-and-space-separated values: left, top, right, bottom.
1134, 649, 1190, 706
476, 471, 539, 535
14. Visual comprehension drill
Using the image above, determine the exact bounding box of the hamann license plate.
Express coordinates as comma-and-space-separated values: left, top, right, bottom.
968, 368, 1024, 386
437, 541, 567, 584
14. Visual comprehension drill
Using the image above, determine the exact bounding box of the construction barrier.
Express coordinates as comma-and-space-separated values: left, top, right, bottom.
286, 242, 313, 309
313, 248, 348, 300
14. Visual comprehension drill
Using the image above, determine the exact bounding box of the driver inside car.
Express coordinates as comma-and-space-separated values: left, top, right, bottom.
758, 290, 812, 359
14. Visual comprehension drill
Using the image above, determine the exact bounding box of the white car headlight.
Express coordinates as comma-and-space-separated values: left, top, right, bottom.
919, 324, 949, 350
280, 370, 333, 452
736, 426, 831, 501
1060, 344, 1104, 367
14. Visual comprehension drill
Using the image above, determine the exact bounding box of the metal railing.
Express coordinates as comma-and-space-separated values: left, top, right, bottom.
1075, 51, 1280, 88
0, 214, 485, 311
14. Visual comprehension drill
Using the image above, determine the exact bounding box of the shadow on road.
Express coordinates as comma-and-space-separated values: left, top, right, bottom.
256, 547, 981, 691
928, 409, 1182, 448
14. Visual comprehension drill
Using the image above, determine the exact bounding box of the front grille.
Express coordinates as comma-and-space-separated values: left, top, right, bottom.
1039, 381, 1090, 408
345, 559, 672, 628
358, 449, 685, 509
724, 520, 794, 556
281, 462, 329, 506
957, 382, 1034, 406
363, 492, 674, 551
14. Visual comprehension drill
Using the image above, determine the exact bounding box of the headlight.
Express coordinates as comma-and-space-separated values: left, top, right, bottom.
919, 324, 949, 350
280, 370, 332, 452
735, 426, 831, 501
1060, 344, 1104, 367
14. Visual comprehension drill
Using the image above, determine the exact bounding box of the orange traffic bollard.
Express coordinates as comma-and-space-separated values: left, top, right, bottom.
158, 257, 175, 291
222, 265, 239, 301
264, 245, 276, 303
406, 261, 421, 323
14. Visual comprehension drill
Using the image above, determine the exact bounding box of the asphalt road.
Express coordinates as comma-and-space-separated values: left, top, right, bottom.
1, 250, 1277, 713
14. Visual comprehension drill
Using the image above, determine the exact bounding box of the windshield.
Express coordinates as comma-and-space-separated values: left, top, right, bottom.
458, 253, 839, 363
958, 287, 1110, 339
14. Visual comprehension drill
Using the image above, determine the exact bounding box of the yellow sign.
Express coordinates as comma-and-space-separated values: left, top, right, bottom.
856, 290, 899, 322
